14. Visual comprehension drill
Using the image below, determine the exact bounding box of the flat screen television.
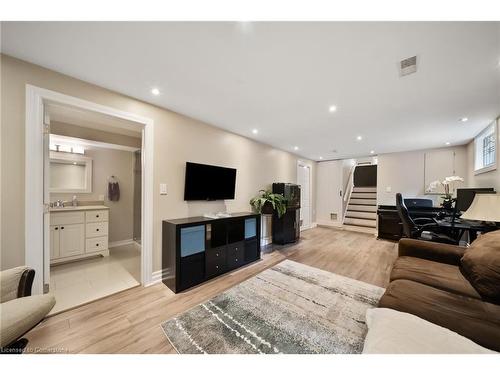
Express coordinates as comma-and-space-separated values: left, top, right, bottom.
184, 162, 237, 201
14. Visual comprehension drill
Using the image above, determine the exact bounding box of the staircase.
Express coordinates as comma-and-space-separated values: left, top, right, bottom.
343, 186, 377, 233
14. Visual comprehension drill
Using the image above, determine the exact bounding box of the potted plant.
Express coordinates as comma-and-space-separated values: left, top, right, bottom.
250, 190, 287, 218
427, 176, 464, 209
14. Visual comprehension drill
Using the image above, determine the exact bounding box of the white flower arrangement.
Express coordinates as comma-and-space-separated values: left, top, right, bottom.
427, 176, 464, 208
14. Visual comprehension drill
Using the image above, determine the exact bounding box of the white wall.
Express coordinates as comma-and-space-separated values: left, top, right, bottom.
316, 160, 343, 227
377, 145, 468, 206
1, 55, 316, 271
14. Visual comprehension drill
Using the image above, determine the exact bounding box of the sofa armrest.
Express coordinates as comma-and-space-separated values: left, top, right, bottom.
0, 266, 35, 303
398, 239, 465, 265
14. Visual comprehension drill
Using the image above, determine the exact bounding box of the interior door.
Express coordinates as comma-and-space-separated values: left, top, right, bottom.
298, 164, 311, 229
43, 107, 51, 293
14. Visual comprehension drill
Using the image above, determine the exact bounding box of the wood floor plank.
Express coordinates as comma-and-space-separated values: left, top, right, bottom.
25, 227, 397, 354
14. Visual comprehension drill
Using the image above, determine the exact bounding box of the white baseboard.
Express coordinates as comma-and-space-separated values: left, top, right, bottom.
108, 239, 134, 249
151, 268, 171, 284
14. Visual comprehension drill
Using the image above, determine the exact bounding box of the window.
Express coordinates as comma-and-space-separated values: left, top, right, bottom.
474, 121, 497, 174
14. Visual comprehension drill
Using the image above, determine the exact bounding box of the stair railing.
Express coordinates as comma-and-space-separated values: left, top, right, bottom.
342, 164, 356, 223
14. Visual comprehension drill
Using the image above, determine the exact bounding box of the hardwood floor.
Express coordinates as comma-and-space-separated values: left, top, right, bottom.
25, 227, 397, 354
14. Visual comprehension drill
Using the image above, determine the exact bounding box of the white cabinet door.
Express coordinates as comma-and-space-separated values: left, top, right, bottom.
50, 225, 60, 260
59, 223, 85, 258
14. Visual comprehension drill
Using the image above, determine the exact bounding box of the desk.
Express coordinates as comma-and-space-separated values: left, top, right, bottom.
377, 205, 449, 241
432, 219, 497, 243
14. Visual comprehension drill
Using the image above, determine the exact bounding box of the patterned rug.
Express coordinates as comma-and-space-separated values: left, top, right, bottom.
161, 260, 385, 354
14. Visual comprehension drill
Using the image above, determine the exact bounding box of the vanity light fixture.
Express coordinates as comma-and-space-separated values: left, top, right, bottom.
50, 143, 85, 155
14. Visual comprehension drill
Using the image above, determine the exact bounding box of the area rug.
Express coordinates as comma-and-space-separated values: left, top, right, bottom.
161, 260, 385, 354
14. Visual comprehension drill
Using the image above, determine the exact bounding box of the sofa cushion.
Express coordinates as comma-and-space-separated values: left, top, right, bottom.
362, 308, 495, 354
391, 256, 481, 299
378, 279, 500, 352
460, 230, 500, 303
0, 294, 55, 347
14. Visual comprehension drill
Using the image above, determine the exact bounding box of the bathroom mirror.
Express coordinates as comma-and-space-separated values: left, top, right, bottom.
49, 151, 93, 193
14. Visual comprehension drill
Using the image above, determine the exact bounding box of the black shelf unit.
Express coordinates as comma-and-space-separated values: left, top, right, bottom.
162, 212, 261, 293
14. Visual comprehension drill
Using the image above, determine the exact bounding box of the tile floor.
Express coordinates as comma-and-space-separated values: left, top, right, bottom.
49, 243, 141, 314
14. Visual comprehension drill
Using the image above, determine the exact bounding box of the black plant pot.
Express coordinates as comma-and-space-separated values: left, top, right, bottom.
261, 201, 274, 215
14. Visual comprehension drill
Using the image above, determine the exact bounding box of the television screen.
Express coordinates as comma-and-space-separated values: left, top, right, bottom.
184, 162, 237, 201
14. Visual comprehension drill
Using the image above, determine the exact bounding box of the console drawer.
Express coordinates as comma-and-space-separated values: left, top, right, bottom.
227, 241, 244, 269
206, 246, 226, 278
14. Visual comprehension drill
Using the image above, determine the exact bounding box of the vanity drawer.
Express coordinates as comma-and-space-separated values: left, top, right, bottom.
86, 222, 108, 238
85, 210, 109, 223
50, 211, 85, 225
86, 236, 108, 252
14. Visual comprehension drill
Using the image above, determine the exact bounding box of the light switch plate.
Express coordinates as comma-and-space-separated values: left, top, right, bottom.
98, 194, 105, 201
160, 183, 167, 195
386, 186, 392, 193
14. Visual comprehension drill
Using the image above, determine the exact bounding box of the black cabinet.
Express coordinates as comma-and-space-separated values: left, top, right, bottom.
162, 212, 261, 293
272, 182, 301, 245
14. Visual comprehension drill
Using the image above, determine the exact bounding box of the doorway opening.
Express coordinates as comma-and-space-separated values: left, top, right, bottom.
45, 103, 143, 313
25, 85, 154, 305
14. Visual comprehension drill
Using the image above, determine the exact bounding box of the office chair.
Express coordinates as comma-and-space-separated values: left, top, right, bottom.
396, 193, 457, 245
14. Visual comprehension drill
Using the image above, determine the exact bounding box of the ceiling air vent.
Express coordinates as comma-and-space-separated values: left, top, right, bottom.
400, 56, 417, 76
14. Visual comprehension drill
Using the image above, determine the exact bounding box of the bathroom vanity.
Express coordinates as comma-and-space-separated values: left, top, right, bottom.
50, 205, 110, 264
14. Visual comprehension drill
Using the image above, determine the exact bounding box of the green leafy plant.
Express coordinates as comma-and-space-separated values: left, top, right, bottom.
249, 189, 287, 218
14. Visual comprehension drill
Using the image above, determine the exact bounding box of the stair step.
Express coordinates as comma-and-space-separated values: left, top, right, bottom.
350, 192, 377, 199
352, 186, 377, 193
347, 204, 377, 213
349, 198, 377, 206
345, 211, 377, 220
344, 217, 377, 228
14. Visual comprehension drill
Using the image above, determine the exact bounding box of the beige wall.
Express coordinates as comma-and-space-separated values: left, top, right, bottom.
50, 147, 135, 244
377, 145, 468, 206
465, 119, 500, 190
0, 54, 316, 271
51, 121, 141, 148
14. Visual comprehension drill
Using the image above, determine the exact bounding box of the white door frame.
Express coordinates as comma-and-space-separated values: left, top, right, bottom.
25, 84, 154, 294
297, 161, 312, 230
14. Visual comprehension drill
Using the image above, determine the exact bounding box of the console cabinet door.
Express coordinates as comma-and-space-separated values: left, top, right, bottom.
59, 223, 85, 258
50, 225, 60, 260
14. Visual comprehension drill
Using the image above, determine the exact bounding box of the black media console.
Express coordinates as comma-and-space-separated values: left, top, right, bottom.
162, 212, 261, 293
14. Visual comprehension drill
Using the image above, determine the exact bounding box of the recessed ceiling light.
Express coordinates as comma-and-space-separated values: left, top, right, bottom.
294, 146, 299, 151
445, 142, 451, 145
459, 117, 468, 122
370, 150, 375, 154
151, 88, 160, 96
319, 156, 323, 160
252, 129, 258, 134
329, 105, 337, 113
73, 162, 77, 165
356, 136, 363, 141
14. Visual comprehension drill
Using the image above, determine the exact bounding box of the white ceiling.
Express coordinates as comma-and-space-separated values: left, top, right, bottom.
2, 22, 500, 160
